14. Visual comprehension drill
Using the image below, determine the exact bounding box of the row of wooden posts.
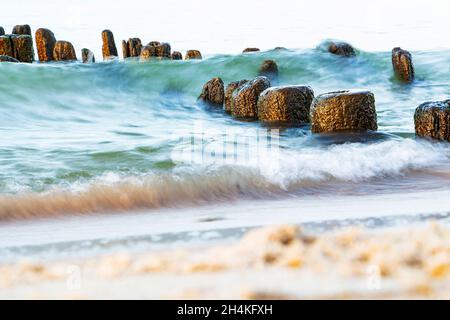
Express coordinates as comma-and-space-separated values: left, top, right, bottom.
2, 24, 446, 142
199, 46, 449, 143
0, 25, 204, 63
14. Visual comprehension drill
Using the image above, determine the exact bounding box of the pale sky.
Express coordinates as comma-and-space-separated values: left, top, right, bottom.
1, 0, 449, 58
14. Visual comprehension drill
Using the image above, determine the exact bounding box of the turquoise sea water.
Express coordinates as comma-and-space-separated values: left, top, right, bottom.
1, 47, 450, 221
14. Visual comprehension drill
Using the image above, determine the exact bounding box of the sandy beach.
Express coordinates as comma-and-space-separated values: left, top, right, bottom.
1, 222, 449, 299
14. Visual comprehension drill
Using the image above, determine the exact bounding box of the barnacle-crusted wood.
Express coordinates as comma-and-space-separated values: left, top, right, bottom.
392, 47, 414, 83
243, 48, 260, 53
311, 90, 377, 133
199, 77, 225, 107
101, 30, 118, 60
129, 38, 142, 57
0, 35, 34, 63
224, 80, 249, 114
121, 40, 128, 59
232, 76, 271, 119
328, 41, 356, 57
139, 46, 153, 61
123, 38, 142, 59
258, 60, 279, 82
140, 43, 171, 60
12, 24, 31, 36
53, 41, 77, 61
0, 55, 19, 62
154, 42, 171, 58
414, 100, 450, 141
147, 41, 161, 47
0, 35, 13, 57
35, 28, 56, 62
258, 86, 314, 124
81, 48, 95, 63
171, 51, 182, 60
11, 35, 34, 63
185, 50, 202, 60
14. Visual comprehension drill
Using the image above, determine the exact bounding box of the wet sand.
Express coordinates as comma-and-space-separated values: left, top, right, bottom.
1, 222, 449, 299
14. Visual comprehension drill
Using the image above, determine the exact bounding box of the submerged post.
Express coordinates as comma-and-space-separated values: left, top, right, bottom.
392, 47, 415, 83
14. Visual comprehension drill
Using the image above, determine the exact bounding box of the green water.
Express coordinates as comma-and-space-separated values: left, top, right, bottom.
0, 48, 450, 216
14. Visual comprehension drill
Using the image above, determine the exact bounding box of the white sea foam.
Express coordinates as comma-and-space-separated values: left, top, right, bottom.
266, 139, 449, 188
1, 139, 449, 220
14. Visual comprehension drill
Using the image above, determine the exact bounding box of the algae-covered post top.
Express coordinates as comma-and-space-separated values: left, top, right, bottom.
101, 29, 118, 60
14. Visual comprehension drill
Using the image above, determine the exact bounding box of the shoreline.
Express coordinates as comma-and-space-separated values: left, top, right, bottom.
1, 188, 450, 268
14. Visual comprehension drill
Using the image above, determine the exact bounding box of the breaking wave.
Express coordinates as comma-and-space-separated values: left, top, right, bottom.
1, 48, 450, 220
1, 138, 449, 221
